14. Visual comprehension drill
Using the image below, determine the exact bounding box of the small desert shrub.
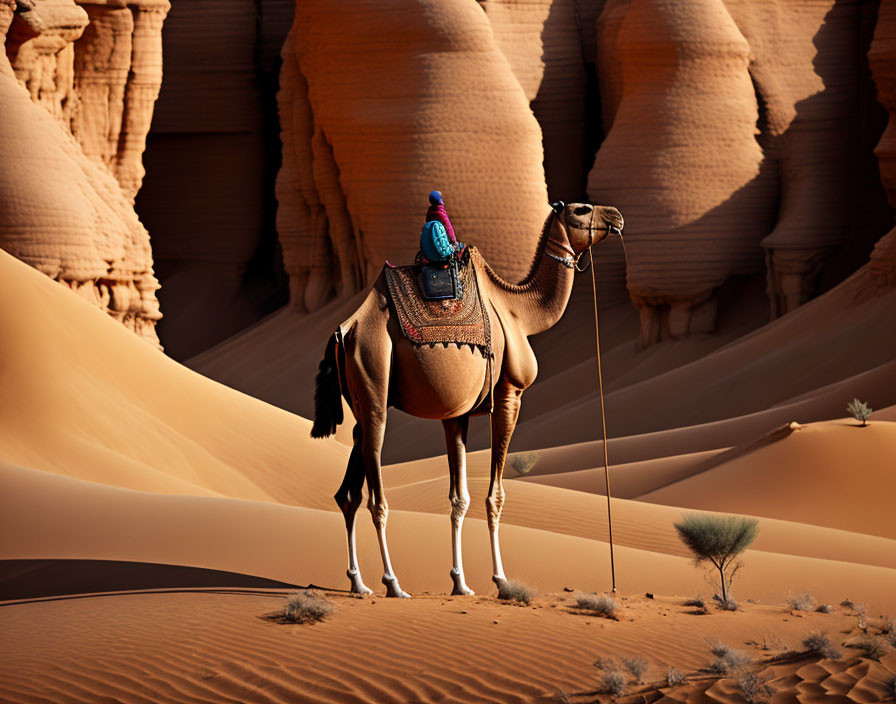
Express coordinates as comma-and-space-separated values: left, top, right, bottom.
714, 594, 738, 611
598, 670, 626, 697
593, 656, 617, 671
885, 675, 896, 699
846, 398, 872, 426
816, 604, 834, 614
684, 596, 706, 609
576, 593, 618, 619
738, 671, 775, 704
666, 666, 688, 687
508, 451, 540, 476
786, 592, 816, 612
282, 590, 336, 624
880, 616, 894, 634
803, 632, 842, 660
853, 635, 888, 661
887, 630, 896, 648
708, 642, 753, 674
674, 513, 758, 604
497, 579, 534, 605
621, 657, 648, 681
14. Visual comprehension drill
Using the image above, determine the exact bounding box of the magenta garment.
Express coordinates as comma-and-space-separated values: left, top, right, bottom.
426, 203, 457, 244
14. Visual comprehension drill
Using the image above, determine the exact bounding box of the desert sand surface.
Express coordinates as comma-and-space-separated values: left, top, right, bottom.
2, 589, 895, 704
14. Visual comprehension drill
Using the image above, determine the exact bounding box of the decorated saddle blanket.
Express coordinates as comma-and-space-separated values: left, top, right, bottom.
383, 261, 491, 356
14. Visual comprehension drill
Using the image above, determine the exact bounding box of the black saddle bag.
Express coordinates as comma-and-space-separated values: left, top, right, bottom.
420, 256, 464, 300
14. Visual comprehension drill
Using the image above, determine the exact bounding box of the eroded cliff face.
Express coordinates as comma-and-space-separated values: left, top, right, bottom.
869, 0, 896, 290
274, 0, 890, 345
589, 0, 891, 345
277, 0, 549, 313
1, 0, 167, 345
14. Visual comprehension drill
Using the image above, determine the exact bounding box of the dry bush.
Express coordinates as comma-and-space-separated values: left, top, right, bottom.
666, 666, 688, 687
683, 597, 706, 609
786, 592, 816, 612
593, 656, 617, 671
887, 630, 896, 648
621, 657, 648, 682
853, 635, 888, 661
708, 642, 753, 674
714, 594, 739, 611
885, 675, 896, 699
508, 451, 539, 476
598, 671, 626, 697
880, 616, 894, 634
738, 671, 775, 704
576, 593, 618, 619
815, 604, 834, 614
497, 579, 534, 605
803, 632, 842, 660
282, 591, 336, 624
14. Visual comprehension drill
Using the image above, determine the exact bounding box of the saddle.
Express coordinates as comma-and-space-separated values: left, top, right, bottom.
383, 254, 491, 356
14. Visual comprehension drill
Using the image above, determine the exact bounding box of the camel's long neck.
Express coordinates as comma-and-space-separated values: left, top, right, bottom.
476, 215, 576, 336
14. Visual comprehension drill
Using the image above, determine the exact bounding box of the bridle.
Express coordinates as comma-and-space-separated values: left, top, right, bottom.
544, 201, 621, 271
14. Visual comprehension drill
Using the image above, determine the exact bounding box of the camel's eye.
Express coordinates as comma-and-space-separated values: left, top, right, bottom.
574, 205, 592, 216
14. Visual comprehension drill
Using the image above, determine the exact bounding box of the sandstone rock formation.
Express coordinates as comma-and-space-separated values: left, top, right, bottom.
588, 0, 891, 346
277, 0, 549, 313
590, 0, 773, 347
870, 0, 896, 290
1, 0, 163, 345
7, 0, 169, 200
134, 0, 293, 359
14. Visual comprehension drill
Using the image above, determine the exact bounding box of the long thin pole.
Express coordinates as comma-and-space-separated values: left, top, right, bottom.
588, 245, 616, 593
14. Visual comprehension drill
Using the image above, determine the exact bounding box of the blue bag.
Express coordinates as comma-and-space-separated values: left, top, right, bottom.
420, 220, 454, 262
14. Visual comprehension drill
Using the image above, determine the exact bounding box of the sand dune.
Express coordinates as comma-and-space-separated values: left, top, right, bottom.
0, 250, 348, 507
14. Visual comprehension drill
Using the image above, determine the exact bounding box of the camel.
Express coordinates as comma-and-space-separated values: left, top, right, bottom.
312, 202, 624, 598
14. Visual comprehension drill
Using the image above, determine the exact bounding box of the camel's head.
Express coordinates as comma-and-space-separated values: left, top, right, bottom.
551, 202, 624, 253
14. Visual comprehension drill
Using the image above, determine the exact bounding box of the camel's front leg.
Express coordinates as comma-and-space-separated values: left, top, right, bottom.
443, 416, 474, 595
486, 382, 523, 590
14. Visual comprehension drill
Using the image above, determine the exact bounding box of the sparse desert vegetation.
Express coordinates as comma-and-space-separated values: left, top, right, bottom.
708, 642, 754, 674
846, 398, 873, 426
281, 591, 336, 624
576, 593, 618, 619
815, 604, 834, 614
621, 657, 648, 682
507, 451, 540, 476
666, 666, 688, 687
802, 632, 842, 659
786, 591, 816, 612
674, 513, 758, 605
497, 579, 534, 605
738, 670, 775, 704
598, 670, 626, 697
852, 635, 888, 661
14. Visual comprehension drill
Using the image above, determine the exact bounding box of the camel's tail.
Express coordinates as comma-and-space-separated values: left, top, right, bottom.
311, 330, 345, 439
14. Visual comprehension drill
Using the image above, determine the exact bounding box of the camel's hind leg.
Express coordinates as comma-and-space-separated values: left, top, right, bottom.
443, 415, 474, 596
334, 424, 372, 595
486, 381, 523, 590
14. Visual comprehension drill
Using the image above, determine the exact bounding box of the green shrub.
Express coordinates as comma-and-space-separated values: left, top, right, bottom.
846, 398, 872, 426
674, 513, 758, 603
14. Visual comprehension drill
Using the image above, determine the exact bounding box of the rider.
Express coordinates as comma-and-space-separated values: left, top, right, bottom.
420, 190, 465, 264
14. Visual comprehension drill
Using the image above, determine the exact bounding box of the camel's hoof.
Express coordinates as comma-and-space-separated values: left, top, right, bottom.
492, 575, 509, 593
382, 575, 411, 598
450, 569, 475, 596
347, 569, 373, 596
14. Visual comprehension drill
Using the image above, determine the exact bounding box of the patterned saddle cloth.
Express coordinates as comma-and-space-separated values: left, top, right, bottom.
383, 261, 491, 356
